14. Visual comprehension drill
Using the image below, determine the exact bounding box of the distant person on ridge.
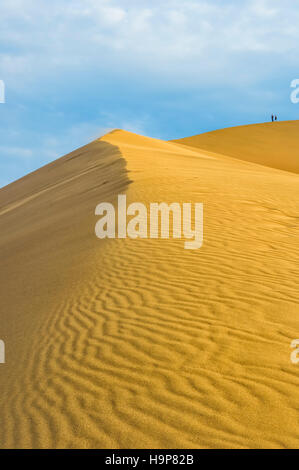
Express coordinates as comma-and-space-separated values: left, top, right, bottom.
271, 114, 274, 122
275, 115, 278, 121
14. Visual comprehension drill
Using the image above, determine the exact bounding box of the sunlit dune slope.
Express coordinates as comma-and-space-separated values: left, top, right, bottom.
173, 120, 299, 174
0, 128, 298, 449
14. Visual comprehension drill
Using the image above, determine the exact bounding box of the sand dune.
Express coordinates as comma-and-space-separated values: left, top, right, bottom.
0, 123, 298, 448
173, 120, 299, 174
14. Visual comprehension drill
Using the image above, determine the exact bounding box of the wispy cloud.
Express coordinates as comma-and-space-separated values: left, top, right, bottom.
0, 146, 33, 159
0, 0, 298, 186
1, 0, 298, 89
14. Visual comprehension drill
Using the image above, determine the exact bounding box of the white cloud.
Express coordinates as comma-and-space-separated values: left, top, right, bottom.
0, 0, 298, 92
0, 146, 33, 159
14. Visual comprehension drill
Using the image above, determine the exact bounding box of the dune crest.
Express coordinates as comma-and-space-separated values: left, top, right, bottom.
173, 120, 299, 174
0, 128, 298, 448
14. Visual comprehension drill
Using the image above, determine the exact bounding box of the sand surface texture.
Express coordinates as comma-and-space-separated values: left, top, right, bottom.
0, 123, 298, 448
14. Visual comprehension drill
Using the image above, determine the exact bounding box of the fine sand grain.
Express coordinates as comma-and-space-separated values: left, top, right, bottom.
0, 123, 298, 448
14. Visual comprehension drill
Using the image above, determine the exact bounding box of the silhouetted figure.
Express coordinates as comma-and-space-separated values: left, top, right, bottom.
275, 115, 278, 121
271, 114, 274, 122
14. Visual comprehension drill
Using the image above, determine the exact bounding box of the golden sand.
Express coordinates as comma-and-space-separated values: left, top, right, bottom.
173, 120, 299, 174
0, 123, 298, 448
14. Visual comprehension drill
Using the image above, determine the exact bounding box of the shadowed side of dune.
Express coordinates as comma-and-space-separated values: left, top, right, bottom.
0, 138, 131, 448
172, 120, 299, 174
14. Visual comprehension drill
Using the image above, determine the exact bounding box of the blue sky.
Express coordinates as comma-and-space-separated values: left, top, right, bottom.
1, 0, 299, 187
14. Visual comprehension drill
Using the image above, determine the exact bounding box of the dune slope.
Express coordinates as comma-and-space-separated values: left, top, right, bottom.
0, 129, 298, 448
173, 120, 299, 174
